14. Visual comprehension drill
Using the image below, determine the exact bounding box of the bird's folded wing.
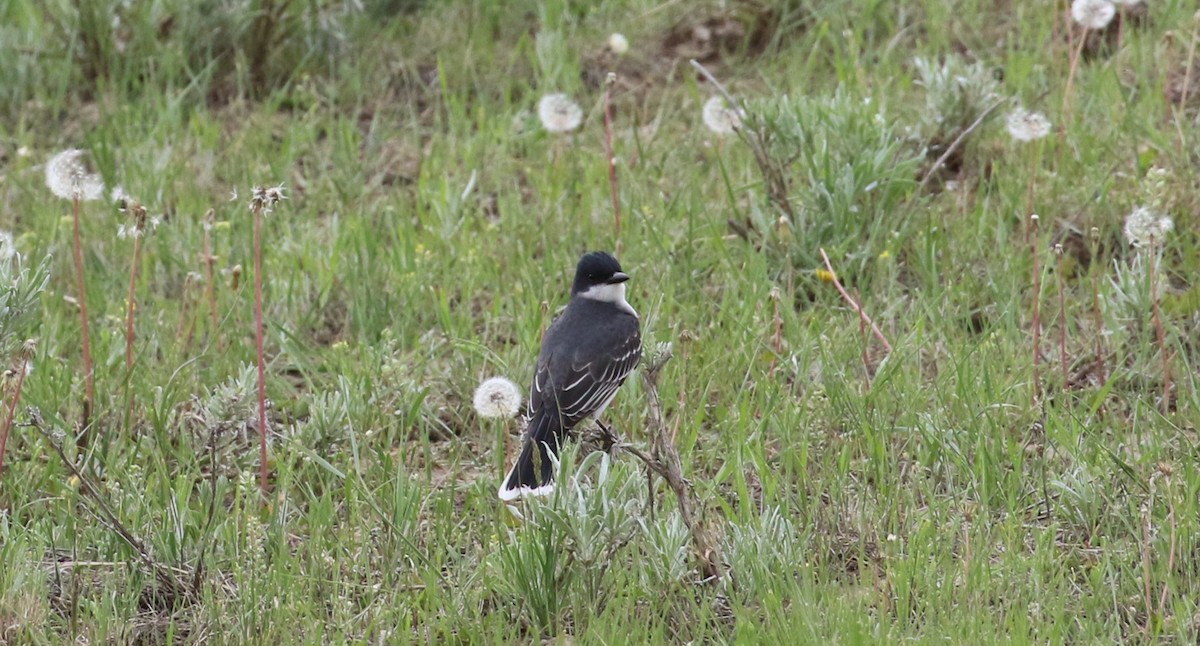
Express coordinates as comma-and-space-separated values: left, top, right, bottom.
535, 333, 641, 422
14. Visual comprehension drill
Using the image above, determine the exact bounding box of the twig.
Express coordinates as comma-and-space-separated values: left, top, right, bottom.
610, 346, 725, 583
29, 411, 194, 601
644, 349, 724, 582
689, 60, 740, 111
916, 98, 1005, 192
818, 248, 892, 354
603, 73, 622, 240
856, 288, 872, 390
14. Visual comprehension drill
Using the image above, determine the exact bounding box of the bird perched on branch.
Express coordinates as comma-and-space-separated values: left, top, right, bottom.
499, 251, 642, 501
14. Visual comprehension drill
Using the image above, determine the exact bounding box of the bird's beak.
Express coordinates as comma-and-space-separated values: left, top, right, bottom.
608, 272, 630, 284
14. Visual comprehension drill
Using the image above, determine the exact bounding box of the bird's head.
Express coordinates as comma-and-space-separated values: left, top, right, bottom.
571, 251, 629, 298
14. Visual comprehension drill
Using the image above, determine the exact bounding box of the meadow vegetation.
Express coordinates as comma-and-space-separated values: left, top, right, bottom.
1, 0, 1199, 642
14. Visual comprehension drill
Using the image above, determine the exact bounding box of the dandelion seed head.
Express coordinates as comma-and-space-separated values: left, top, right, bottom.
537, 94, 583, 133
1072, 0, 1116, 30
607, 33, 629, 55
249, 184, 287, 214
1005, 108, 1052, 142
702, 96, 742, 136
45, 149, 104, 201
110, 185, 132, 206
473, 376, 522, 419
1124, 206, 1173, 248
0, 230, 15, 263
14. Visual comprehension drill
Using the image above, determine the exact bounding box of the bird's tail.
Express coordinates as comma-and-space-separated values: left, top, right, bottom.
498, 413, 561, 501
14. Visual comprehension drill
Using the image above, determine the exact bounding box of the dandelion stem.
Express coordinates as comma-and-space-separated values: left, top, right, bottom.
1030, 215, 1043, 404
70, 194, 95, 444
1089, 232, 1106, 385
0, 356, 30, 478
1149, 243, 1170, 413
603, 73, 621, 241
1062, 28, 1088, 128
203, 209, 219, 334
125, 234, 141, 371
1055, 246, 1069, 391
253, 202, 269, 497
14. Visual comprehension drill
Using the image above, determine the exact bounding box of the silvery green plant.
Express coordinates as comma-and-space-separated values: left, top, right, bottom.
910, 54, 1002, 149
741, 89, 924, 279
725, 506, 801, 598
0, 251, 48, 361
491, 448, 643, 632
639, 513, 692, 589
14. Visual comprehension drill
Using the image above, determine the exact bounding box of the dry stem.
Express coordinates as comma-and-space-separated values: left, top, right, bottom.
1149, 245, 1170, 413
0, 356, 30, 478
1029, 215, 1042, 404
70, 195, 95, 445
616, 347, 725, 583
253, 204, 269, 497
603, 73, 622, 240
818, 248, 892, 355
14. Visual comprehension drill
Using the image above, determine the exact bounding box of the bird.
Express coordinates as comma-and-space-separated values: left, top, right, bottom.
498, 251, 642, 501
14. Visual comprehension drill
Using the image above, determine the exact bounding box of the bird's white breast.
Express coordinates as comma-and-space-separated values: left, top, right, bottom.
579, 282, 638, 317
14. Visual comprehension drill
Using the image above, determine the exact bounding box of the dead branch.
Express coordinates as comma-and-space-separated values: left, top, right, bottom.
621, 345, 726, 583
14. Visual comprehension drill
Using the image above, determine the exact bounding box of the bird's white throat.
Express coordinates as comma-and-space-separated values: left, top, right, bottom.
580, 282, 637, 317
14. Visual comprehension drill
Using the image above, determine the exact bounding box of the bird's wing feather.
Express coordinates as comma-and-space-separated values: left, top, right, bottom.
531, 325, 641, 426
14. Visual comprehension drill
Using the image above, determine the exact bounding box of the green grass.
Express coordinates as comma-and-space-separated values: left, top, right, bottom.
2, 0, 1199, 642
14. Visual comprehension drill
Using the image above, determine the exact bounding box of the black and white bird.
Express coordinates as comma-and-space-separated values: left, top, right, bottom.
498, 251, 642, 501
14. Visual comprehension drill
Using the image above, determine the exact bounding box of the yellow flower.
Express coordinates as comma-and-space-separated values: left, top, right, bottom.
878, 250, 891, 260
815, 269, 836, 283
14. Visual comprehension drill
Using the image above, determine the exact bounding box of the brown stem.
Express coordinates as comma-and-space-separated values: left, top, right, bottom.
857, 288, 872, 390
916, 98, 1005, 192
203, 209, 219, 332
125, 235, 141, 371
1090, 233, 1107, 384
1062, 29, 1088, 128
818, 248, 892, 354
620, 349, 725, 583
1030, 215, 1042, 405
1140, 496, 1154, 634
71, 195, 95, 444
1179, 22, 1198, 113
603, 73, 621, 240
254, 205, 269, 497
1056, 247, 1068, 391
1149, 245, 1170, 413
1158, 478, 1177, 615
0, 357, 30, 477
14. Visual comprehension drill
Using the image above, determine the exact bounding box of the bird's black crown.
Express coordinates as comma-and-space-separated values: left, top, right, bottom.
571, 251, 627, 294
